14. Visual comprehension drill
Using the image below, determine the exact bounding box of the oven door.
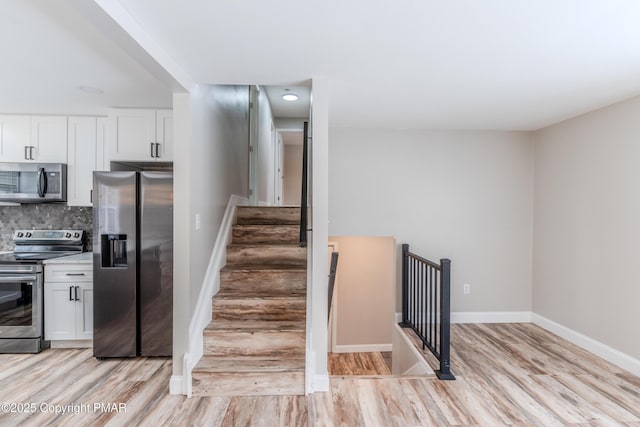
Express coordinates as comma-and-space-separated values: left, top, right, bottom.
0, 273, 42, 338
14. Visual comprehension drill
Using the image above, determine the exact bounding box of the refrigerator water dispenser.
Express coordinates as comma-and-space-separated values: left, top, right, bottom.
101, 234, 128, 267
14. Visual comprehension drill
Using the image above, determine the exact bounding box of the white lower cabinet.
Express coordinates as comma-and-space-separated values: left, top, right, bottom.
44, 265, 93, 344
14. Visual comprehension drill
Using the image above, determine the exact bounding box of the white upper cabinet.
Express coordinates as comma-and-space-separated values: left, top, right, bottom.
0, 115, 31, 161
155, 109, 173, 160
0, 115, 67, 162
30, 116, 68, 163
67, 116, 107, 206
107, 108, 173, 162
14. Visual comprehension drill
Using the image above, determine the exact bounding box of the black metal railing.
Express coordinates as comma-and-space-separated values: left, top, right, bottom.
327, 252, 339, 323
400, 244, 455, 380
299, 121, 309, 247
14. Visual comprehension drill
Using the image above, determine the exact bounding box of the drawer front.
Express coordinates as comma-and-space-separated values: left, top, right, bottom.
45, 265, 92, 282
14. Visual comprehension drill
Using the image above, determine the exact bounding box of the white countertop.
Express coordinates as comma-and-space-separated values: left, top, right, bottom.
43, 252, 93, 264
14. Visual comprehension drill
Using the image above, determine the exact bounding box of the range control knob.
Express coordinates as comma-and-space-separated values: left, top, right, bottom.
16, 232, 24, 238
65, 232, 72, 238
73, 232, 80, 238
25, 232, 32, 238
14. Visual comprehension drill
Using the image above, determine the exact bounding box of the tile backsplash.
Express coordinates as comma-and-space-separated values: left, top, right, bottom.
0, 204, 93, 251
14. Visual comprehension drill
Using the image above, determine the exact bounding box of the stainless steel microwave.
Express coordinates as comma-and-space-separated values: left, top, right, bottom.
0, 163, 66, 203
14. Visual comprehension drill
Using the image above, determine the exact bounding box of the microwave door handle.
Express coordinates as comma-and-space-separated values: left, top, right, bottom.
37, 167, 47, 197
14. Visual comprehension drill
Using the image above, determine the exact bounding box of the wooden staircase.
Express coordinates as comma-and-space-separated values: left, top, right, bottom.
191, 206, 307, 396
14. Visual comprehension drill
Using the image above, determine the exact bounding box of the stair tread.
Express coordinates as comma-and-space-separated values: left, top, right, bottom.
213, 293, 307, 306
217, 290, 306, 298
221, 264, 306, 272
227, 243, 304, 248
205, 320, 305, 332
193, 356, 305, 373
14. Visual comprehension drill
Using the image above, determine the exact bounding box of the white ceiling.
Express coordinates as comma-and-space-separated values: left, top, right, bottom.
3, 1, 640, 130
0, 0, 172, 115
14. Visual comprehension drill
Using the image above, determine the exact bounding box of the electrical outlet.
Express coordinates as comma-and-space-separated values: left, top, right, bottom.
463, 283, 471, 295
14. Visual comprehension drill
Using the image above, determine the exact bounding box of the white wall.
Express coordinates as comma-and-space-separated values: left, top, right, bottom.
173, 84, 249, 378
257, 87, 275, 204
329, 128, 534, 313
533, 95, 640, 360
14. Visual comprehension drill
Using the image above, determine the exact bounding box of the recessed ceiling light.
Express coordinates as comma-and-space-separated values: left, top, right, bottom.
76, 85, 104, 95
282, 93, 298, 101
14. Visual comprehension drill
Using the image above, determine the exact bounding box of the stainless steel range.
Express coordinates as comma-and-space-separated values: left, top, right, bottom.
0, 229, 86, 353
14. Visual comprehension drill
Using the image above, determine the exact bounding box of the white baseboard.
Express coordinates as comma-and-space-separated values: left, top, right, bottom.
169, 375, 184, 395
532, 313, 640, 377
313, 374, 330, 392
403, 362, 430, 376
451, 311, 532, 324
332, 344, 392, 353
395, 311, 532, 324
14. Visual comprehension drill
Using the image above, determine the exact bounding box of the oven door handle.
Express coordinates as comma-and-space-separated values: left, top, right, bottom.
0, 275, 37, 283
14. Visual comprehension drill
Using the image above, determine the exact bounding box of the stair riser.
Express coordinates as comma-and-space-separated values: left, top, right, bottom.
220, 270, 306, 297
226, 246, 306, 267
203, 331, 305, 357
232, 225, 299, 244
213, 299, 306, 322
192, 371, 304, 396
236, 207, 300, 225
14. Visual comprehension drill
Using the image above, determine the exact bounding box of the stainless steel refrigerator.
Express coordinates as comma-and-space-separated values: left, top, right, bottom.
93, 171, 173, 358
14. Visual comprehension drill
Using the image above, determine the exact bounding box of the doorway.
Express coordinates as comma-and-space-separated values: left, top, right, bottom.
279, 130, 304, 205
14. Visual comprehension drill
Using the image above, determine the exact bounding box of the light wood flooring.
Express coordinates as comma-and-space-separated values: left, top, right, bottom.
2, 323, 640, 425
328, 352, 392, 376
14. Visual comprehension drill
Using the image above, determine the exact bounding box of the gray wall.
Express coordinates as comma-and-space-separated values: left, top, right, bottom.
172, 84, 249, 377
329, 128, 534, 314
533, 95, 640, 360
0, 204, 92, 250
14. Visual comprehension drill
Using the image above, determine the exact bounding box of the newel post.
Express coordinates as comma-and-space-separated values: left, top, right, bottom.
437, 258, 455, 380
400, 244, 410, 327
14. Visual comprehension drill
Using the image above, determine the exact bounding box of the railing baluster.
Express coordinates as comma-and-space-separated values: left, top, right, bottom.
299, 122, 309, 247
420, 261, 425, 349
433, 266, 437, 355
